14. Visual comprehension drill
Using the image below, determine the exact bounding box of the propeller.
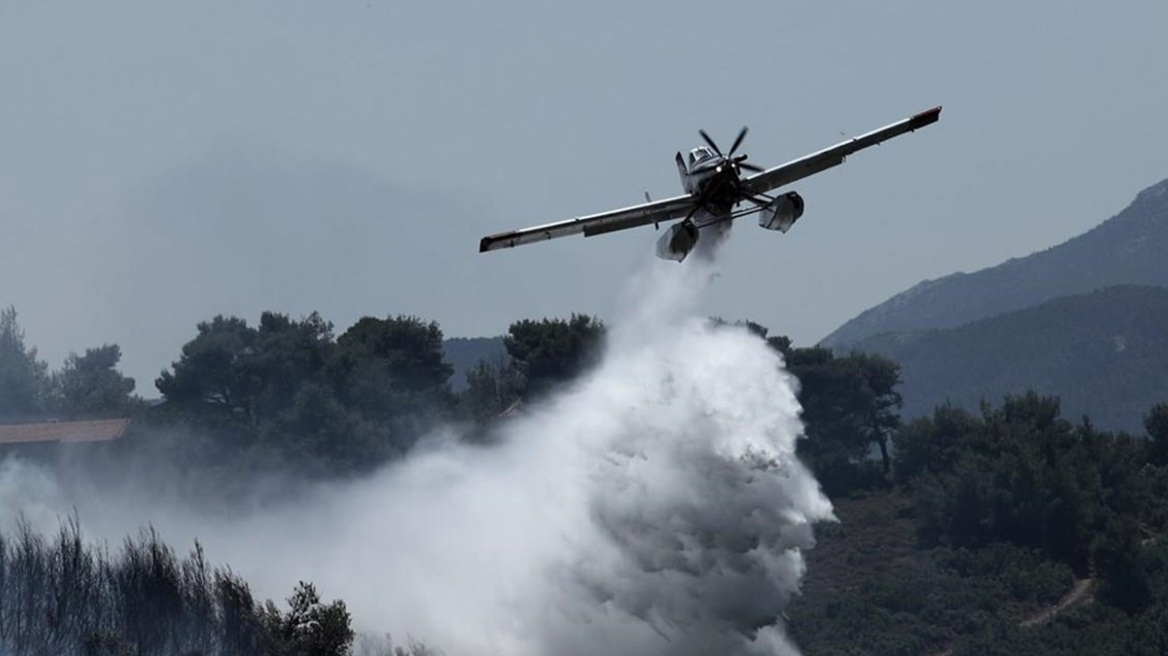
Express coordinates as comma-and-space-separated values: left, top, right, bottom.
698, 126, 764, 174
689, 126, 778, 216
693, 125, 767, 214
728, 126, 748, 157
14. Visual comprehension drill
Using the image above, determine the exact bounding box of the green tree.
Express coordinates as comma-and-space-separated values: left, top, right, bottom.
154, 313, 340, 471
853, 352, 903, 474
156, 315, 259, 419
1144, 402, 1168, 466
332, 315, 453, 414
265, 581, 354, 656
261, 382, 366, 472
1091, 515, 1151, 612
246, 311, 336, 420
331, 315, 454, 454
504, 314, 604, 399
782, 345, 903, 492
54, 344, 136, 416
461, 356, 524, 426
0, 306, 51, 419
894, 403, 981, 485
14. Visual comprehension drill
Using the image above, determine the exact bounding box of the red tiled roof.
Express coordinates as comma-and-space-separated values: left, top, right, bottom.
0, 419, 130, 445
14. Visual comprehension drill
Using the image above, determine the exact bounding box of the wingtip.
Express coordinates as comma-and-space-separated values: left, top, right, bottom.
909, 106, 942, 129
480, 231, 520, 253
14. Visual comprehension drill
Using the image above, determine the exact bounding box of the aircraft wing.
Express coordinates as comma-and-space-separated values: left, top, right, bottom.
479, 194, 696, 253
742, 106, 941, 196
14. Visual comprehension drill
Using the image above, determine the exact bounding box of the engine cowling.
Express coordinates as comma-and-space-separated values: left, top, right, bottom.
758, 191, 805, 233
655, 220, 700, 262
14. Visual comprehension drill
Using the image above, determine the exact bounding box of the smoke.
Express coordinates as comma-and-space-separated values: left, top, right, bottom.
0, 256, 833, 655
0, 458, 72, 535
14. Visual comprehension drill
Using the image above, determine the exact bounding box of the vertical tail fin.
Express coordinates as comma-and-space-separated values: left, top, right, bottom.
675, 152, 689, 192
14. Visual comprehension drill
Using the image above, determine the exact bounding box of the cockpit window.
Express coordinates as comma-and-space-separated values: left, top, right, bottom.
688, 147, 714, 165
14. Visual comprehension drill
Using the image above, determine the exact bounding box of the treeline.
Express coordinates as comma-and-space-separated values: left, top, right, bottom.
0, 308, 136, 421
0, 305, 604, 477
0, 519, 352, 656
146, 311, 603, 475
902, 395, 1168, 596
0, 306, 904, 492
150, 312, 454, 475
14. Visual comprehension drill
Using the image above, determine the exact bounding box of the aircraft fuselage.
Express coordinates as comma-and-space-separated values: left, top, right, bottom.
680, 150, 742, 223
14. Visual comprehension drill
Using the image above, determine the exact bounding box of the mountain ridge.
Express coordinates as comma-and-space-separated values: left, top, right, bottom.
821, 177, 1168, 348
852, 284, 1168, 432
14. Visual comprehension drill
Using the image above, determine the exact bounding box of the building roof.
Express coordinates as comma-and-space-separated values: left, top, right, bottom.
0, 418, 131, 445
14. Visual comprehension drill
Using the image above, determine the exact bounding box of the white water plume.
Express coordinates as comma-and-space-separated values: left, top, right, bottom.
0, 257, 833, 655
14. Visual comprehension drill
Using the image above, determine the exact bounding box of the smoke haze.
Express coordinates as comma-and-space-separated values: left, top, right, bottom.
0, 257, 833, 655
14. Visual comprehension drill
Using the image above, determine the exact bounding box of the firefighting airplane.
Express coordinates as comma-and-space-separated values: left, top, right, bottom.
479, 106, 941, 262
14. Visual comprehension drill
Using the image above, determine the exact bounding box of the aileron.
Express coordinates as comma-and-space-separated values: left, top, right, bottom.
479, 195, 694, 252
743, 106, 941, 195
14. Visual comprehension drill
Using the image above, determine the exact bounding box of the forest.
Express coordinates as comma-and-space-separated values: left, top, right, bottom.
2, 304, 1168, 655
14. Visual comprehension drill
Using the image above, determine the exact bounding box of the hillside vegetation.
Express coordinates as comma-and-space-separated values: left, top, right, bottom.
0, 521, 353, 656
852, 285, 1168, 432
3, 305, 1168, 654
790, 393, 1168, 656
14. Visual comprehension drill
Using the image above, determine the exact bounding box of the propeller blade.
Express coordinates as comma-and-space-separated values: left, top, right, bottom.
698, 129, 722, 155
739, 162, 765, 173
728, 126, 748, 156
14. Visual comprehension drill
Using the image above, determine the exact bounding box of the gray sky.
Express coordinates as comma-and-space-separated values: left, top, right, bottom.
3, 0, 1167, 391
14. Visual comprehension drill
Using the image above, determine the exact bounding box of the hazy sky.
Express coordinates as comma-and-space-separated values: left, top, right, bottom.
3, 0, 1167, 390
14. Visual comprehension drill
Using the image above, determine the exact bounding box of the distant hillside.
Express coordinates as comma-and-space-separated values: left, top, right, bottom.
442, 337, 507, 392
822, 178, 1168, 348
852, 285, 1168, 432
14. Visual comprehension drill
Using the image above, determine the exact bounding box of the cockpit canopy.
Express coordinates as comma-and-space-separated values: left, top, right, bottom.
687, 146, 717, 167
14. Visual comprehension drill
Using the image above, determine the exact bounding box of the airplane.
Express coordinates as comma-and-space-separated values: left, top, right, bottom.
479, 106, 941, 262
